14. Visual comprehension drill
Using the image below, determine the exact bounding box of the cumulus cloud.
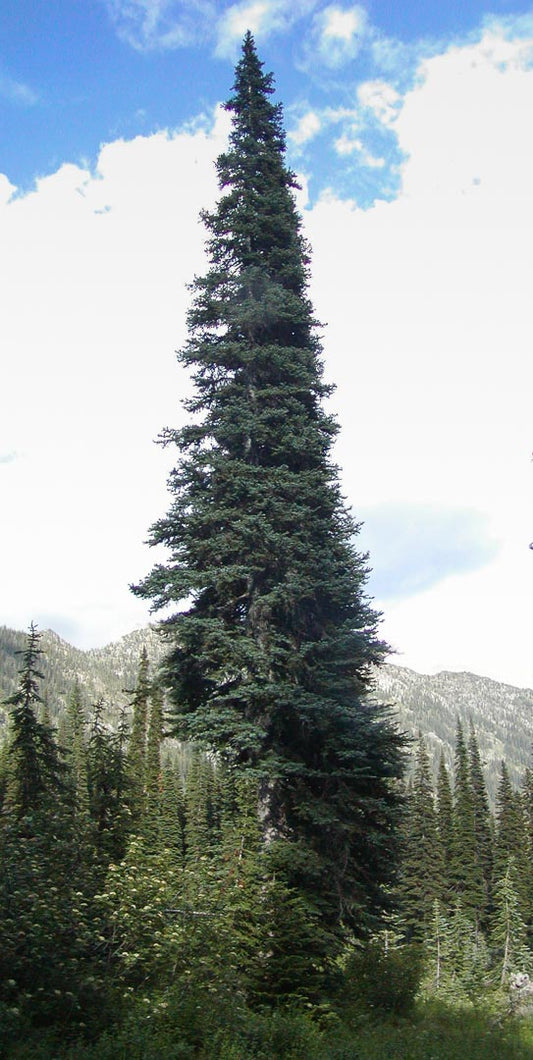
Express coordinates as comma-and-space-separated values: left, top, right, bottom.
333, 131, 384, 167
287, 100, 392, 194
303, 23, 533, 683
305, 3, 368, 69
289, 105, 359, 148
357, 80, 400, 126
104, 0, 321, 55
381, 542, 532, 684
1, 20, 532, 686
333, 132, 362, 156
0, 108, 229, 646
288, 110, 322, 148
0, 175, 15, 205
215, 0, 318, 57
396, 28, 533, 199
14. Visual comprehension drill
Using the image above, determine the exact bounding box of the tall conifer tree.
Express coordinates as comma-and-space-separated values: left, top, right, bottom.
520, 767, 533, 942
143, 682, 165, 837
398, 736, 441, 940
65, 681, 90, 822
126, 648, 151, 825
436, 752, 454, 909
0, 632, 99, 1031
468, 726, 493, 925
451, 721, 484, 924
4, 623, 65, 817
87, 699, 131, 867
494, 761, 529, 922
127, 649, 150, 776
134, 33, 404, 931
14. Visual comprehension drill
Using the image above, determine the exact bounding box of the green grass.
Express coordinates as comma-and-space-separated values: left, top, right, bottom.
326, 1001, 533, 1059
5, 998, 533, 1059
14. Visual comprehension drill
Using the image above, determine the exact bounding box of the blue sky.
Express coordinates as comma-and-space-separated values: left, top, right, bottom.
3, 1, 532, 197
1, 2, 532, 686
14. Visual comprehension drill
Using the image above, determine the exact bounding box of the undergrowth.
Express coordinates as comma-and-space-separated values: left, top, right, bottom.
4, 996, 533, 1060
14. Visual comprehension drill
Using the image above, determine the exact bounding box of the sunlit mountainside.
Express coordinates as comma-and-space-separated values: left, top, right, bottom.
1, 624, 532, 799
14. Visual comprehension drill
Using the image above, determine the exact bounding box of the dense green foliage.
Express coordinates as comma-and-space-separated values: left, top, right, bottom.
400, 726, 533, 999
1, 629, 533, 1057
133, 32, 405, 935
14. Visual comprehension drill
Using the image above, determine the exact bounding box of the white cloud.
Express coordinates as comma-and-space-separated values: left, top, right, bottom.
382, 542, 533, 687
288, 109, 322, 148
216, 0, 271, 52
290, 104, 367, 161
322, 105, 384, 167
215, 0, 318, 57
304, 24, 533, 686
0, 174, 16, 205
306, 3, 368, 68
106, 0, 320, 56
357, 80, 400, 126
332, 128, 385, 166
321, 4, 364, 42
334, 132, 362, 155
0, 108, 229, 647
397, 29, 533, 200
1, 21, 532, 688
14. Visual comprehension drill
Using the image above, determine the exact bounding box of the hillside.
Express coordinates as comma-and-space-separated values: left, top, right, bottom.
375, 663, 533, 798
1, 624, 531, 797
0, 625, 165, 731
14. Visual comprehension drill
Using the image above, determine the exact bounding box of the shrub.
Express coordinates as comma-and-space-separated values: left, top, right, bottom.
340, 938, 423, 1019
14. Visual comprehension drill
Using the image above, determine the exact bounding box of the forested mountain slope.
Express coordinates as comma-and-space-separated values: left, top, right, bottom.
0, 625, 165, 731
375, 663, 533, 798
1, 624, 531, 796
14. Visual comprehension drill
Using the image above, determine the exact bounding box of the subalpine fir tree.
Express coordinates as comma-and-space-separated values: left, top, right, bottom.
127, 649, 150, 769
184, 750, 222, 858
494, 760, 529, 923
134, 32, 404, 932
126, 648, 151, 825
520, 767, 533, 942
158, 763, 186, 857
143, 682, 165, 841
398, 735, 441, 940
491, 857, 531, 985
3, 623, 66, 817
436, 752, 454, 909
87, 699, 131, 867
450, 720, 484, 924
468, 726, 493, 926
0, 632, 100, 1033
65, 681, 90, 823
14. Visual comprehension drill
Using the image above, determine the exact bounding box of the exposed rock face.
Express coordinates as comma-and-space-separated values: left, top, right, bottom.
509, 972, 533, 1017
372, 663, 533, 800
1, 626, 532, 801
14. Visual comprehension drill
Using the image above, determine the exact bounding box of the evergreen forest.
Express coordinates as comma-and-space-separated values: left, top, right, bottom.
2, 35, 533, 1059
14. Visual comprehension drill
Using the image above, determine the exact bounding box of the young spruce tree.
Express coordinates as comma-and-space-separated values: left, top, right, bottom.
134, 33, 404, 932
398, 736, 441, 941
3, 623, 65, 817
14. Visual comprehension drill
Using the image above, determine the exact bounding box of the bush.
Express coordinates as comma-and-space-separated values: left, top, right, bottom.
212, 1008, 325, 1058
58, 995, 324, 1060
340, 939, 423, 1020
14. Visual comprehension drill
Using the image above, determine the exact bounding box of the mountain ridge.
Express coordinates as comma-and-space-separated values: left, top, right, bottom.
1, 624, 531, 799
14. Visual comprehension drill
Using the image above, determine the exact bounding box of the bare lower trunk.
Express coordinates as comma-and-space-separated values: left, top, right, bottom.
258, 775, 287, 845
